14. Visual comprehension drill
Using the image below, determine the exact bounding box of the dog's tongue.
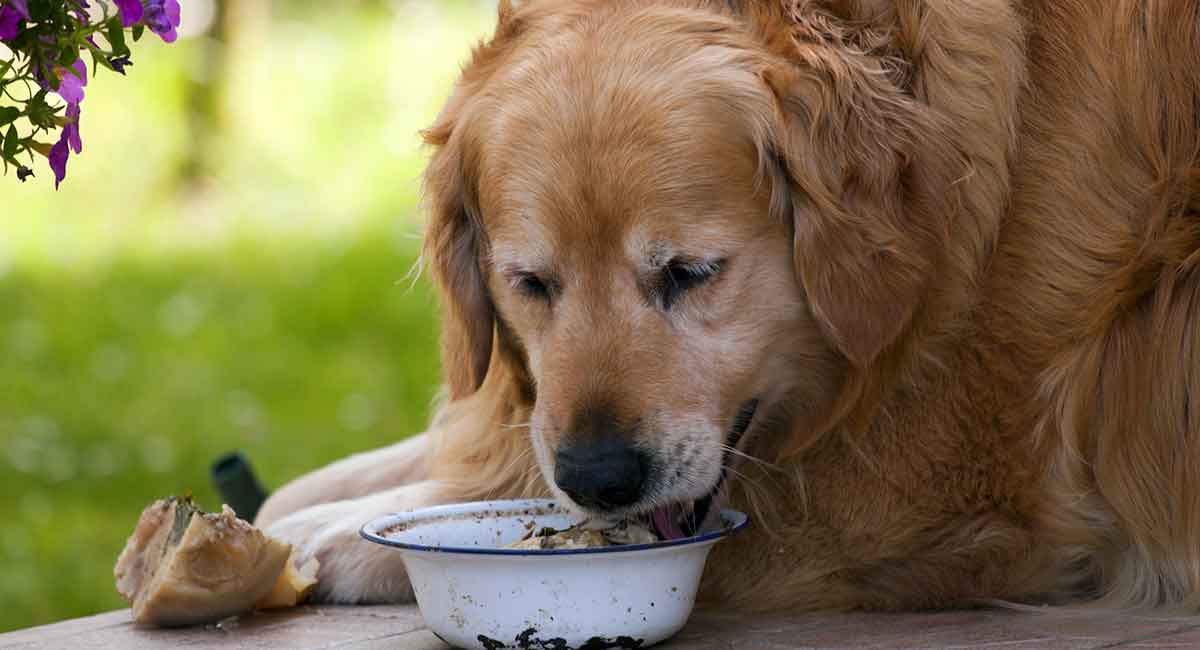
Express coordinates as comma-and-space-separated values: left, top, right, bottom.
652, 503, 687, 540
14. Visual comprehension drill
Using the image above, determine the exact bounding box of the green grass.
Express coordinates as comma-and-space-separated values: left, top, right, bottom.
0, 1, 496, 633
0, 230, 443, 631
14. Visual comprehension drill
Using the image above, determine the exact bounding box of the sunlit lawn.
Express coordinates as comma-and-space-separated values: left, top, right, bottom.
0, 1, 494, 632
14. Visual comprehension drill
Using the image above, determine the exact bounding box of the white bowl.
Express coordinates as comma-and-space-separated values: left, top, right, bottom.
360, 498, 748, 650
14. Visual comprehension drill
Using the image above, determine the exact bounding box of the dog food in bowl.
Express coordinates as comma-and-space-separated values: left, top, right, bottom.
360, 499, 748, 649
506, 519, 659, 549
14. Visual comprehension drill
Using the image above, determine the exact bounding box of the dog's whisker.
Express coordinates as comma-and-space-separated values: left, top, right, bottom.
722, 463, 783, 541
483, 446, 535, 501
722, 464, 767, 495
398, 255, 425, 294
719, 443, 783, 473
719, 444, 790, 498
517, 461, 547, 497
500, 421, 533, 430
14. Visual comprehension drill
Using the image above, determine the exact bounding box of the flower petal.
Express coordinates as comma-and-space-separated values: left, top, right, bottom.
9, 0, 29, 20
0, 5, 22, 41
54, 59, 89, 105
113, 0, 143, 28
66, 125, 82, 154
71, 59, 89, 87
57, 76, 84, 104
165, 0, 181, 27
145, 2, 180, 43
65, 104, 82, 154
49, 135, 70, 188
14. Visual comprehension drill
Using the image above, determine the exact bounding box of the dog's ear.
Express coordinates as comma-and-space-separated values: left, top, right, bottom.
419, 3, 539, 400
422, 108, 495, 400
762, 45, 953, 368
496, 0, 521, 25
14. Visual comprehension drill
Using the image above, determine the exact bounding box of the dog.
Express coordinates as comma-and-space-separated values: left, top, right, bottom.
255, 0, 1200, 613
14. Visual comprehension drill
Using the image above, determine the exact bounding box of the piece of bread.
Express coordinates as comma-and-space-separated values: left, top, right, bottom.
258, 548, 319, 609
114, 496, 317, 627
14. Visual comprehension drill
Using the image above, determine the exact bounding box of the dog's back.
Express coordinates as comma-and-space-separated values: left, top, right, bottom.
987, 0, 1200, 608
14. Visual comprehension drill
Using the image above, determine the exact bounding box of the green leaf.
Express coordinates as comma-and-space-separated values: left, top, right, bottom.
24, 90, 57, 129
26, 0, 49, 21
107, 17, 129, 57
0, 107, 20, 127
132, 24, 145, 42
59, 44, 79, 67
3, 125, 19, 159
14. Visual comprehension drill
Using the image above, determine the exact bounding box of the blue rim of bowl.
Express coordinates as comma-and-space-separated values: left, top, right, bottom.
359, 499, 750, 556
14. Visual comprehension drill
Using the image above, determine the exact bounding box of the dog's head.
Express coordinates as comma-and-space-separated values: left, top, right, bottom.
422, 1, 955, 529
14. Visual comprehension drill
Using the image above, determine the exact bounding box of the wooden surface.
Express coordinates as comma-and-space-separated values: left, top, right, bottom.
5, 605, 1200, 649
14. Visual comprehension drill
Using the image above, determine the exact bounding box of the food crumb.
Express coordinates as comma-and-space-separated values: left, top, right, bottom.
505, 520, 658, 549
211, 615, 240, 631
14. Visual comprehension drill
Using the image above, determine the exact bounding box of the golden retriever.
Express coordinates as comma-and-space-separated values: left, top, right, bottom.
256, 0, 1200, 613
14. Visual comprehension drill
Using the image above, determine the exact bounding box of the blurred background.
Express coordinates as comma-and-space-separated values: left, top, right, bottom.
0, 0, 497, 632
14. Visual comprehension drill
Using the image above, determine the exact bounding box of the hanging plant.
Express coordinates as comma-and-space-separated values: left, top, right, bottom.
0, 0, 181, 187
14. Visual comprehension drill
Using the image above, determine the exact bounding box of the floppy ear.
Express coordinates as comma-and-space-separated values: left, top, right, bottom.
418, 0, 539, 400
422, 113, 495, 400
762, 46, 953, 368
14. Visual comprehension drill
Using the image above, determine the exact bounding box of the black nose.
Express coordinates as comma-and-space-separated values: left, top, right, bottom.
554, 437, 647, 510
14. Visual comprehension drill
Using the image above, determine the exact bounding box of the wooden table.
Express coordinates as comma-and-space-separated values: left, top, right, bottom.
4, 605, 1200, 648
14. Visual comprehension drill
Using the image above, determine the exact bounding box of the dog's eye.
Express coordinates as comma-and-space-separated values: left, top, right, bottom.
660, 259, 723, 309
514, 273, 553, 302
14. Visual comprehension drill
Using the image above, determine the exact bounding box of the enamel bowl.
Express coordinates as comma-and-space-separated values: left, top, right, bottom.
360, 499, 748, 650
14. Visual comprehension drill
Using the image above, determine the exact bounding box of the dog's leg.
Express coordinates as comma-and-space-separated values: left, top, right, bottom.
255, 432, 430, 529
259, 362, 540, 603
263, 480, 452, 603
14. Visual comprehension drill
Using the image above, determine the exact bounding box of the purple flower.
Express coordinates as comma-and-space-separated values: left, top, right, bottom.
144, 0, 181, 43
0, 10, 20, 41
64, 104, 82, 154
0, 0, 29, 41
48, 105, 82, 188
110, 55, 132, 75
56, 59, 88, 105
114, 0, 143, 28
49, 138, 69, 188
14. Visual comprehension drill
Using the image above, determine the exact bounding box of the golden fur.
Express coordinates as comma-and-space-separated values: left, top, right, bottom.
256, 0, 1200, 612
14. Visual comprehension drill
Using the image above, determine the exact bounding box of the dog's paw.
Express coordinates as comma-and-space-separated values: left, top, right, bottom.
265, 500, 414, 604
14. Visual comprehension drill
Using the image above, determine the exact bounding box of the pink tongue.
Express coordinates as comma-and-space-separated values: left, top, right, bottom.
652, 503, 686, 540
